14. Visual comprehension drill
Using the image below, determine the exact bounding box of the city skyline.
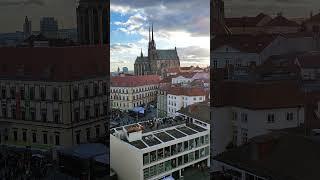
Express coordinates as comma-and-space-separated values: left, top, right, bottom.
110, 0, 210, 72
0, 0, 77, 33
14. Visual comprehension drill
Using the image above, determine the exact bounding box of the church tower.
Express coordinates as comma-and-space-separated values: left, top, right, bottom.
148, 24, 157, 60
212, 0, 225, 24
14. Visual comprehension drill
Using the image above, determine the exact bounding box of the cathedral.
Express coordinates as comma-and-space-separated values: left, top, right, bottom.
134, 24, 180, 77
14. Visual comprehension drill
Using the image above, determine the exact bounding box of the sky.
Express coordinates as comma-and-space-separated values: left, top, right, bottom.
110, 0, 210, 72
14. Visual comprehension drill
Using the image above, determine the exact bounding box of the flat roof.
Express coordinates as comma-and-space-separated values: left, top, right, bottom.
166, 129, 187, 138
154, 132, 175, 142
186, 123, 207, 132
111, 116, 209, 150
128, 140, 147, 149
142, 135, 162, 147
176, 126, 197, 135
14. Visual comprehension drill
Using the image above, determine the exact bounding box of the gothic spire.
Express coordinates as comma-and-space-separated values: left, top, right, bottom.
152, 23, 154, 41
149, 26, 150, 42
141, 48, 143, 57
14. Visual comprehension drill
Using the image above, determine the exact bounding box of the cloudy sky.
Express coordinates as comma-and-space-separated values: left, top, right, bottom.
110, 0, 210, 72
0, 0, 77, 33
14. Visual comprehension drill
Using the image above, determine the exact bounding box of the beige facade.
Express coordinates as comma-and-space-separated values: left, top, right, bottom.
0, 77, 108, 149
110, 84, 158, 111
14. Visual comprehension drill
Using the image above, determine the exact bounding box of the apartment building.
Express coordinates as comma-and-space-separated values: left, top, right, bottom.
167, 87, 207, 117
0, 47, 108, 150
110, 115, 210, 180
212, 80, 305, 157
110, 75, 160, 111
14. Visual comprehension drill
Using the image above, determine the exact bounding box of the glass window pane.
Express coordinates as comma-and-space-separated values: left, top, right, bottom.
157, 148, 164, 160
164, 146, 170, 158
184, 154, 188, 164
171, 144, 177, 156
150, 151, 156, 163
143, 153, 149, 165
143, 168, 149, 179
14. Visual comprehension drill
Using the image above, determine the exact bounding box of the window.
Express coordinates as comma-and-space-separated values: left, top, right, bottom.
29, 87, 34, 100
30, 109, 35, 121
150, 151, 156, 163
94, 84, 98, 96
193, 97, 196, 101
103, 103, 108, 115
55, 134, 60, 145
10, 87, 15, 99
20, 87, 25, 100
32, 132, 37, 143
95, 126, 100, 138
103, 83, 107, 95
267, 114, 275, 123
241, 128, 248, 144
43, 133, 48, 144
85, 106, 90, 119
157, 148, 164, 160
2, 106, 6, 118
86, 128, 90, 141
76, 133, 80, 144
73, 87, 78, 100
40, 87, 46, 100
143, 168, 149, 179
286, 112, 294, 121
21, 109, 25, 120
164, 146, 170, 158
53, 87, 59, 101
84, 86, 89, 97
241, 113, 248, 123
74, 109, 80, 122
13, 131, 18, 141
54, 110, 60, 123
213, 60, 218, 68
94, 104, 99, 117
233, 112, 238, 121
184, 154, 188, 164
11, 106, 16, 119
41, 109, 47, 122
143, 153, 149, 165
1, 87, 6, 99
171, 144, 177, 155
184, 141, 188, 150
22, 131, 27, 142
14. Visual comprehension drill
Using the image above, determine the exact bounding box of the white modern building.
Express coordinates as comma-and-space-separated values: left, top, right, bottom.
110, 115, 210, 180
167, 87, 207, 117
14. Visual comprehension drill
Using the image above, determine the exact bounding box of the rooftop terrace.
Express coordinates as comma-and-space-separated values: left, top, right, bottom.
111, 116, 210, 150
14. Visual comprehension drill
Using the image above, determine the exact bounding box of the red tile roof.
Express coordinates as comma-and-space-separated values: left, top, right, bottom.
225, 13, 269, 28
305, 13, 320, 23
266, 15, 299, 27
213, 80, 304, 109
167, 86, 207, 96
111, 75, 160, 87
212, 34, 278, 53
0, 47, 108, 81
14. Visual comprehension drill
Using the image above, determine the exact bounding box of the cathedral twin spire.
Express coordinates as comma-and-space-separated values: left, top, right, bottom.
148, 23, 154, 42
148, 23, 156, 52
